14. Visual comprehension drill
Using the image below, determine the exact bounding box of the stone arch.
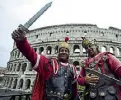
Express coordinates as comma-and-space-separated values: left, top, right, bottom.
10, 64, 13, 71
17, 63, 21, 71
4, 78, 7, 87
116, 34, 118, 38
101, 46, 107, 52
36, 34, 39, 38
49, 32, 53, 36
28, 63, 32, 71
101, 32, 104, 36
8, 78, 13, 88
13, 64, 17, 71
84, 30, 88, 36
31, 80, 35, 88
12, 64, 14, 71
55, 45, 59, 54
25, 79, 31, 90
21, 63, 27, 72
18, 79, 23, 89
5, 78, 10, 87
17, 51, 20, 58
66, 31, 70, 36
12, 51, 14, 57
39, 47, 44, 54
82, 48, 86, 54
73, 45, 80, 53
15, 51, 17, 58
47, 46, 52, 54
110, 47, 115, 54
13, 78, 18, 89
117, 47, 121, 56
7, 64, 10, 71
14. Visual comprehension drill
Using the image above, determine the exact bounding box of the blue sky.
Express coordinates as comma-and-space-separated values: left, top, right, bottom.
0, 0, 121, 67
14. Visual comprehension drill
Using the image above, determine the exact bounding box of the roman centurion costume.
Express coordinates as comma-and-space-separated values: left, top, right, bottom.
78, 37, 121, 100
15, 37, 78, 100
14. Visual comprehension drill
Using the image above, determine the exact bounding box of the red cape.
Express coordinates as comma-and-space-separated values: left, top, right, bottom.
31, 73, 45, 100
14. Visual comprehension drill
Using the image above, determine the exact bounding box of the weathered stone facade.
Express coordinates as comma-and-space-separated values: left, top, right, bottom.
3, 24, 121, 92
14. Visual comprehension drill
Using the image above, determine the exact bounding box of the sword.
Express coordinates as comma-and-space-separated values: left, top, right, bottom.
18, 2, 52, 32
85, 68, 121, 86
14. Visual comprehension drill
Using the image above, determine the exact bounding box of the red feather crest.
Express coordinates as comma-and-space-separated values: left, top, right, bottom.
65, 37, 69, 42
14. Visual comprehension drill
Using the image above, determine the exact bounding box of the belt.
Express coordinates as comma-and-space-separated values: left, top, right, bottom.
46, 91, 71, 100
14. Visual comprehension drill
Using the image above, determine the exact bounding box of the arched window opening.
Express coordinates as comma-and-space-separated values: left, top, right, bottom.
12, 52, 14, 57
36, 35, 38, 38
117, 47, 121, 56
17, 51, 20, 58
101, 32, 104, 36
7, 65, 10, 71
84, 30, 87, 33
47, 46, 52, 55
3, 79, 7, 87
10, 64, 13, 71
73, 45, 80, 53
13, 78, 17, 89
39, 47, 44, 54
101, 46, 107, 52
17, 63, 21, 71
110, 47, 114, 54
5, 78, 9, 87
15, 51, 17, 58
83, 48, 86, 54
13, 64, 16, 71
18, 79, 23, 89
8, 78, 13, 88
29, 63, 32, 71
21, 63, 27, 72
116, 34, 118, 38
25, 79, 31, 90
50, 32, 53, 36
66, 31, 70, 36
55, 46, 58, 54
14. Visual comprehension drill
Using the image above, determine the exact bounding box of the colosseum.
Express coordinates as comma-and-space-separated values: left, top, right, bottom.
3, 24, 121, 92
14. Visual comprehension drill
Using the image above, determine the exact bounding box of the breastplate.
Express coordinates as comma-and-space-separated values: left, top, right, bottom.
88, 55, 117, 87
45, 65, 74, 99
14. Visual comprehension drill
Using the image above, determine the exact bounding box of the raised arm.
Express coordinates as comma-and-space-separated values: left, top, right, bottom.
11, 28, 54, 78
12, 28, 37, 67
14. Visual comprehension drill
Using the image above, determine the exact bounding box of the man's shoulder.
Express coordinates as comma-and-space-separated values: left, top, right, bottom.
95, 52, 113, 58
98, 52, 113, 56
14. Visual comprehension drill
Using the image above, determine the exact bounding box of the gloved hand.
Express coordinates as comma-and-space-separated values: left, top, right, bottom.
85, 74, 99, 85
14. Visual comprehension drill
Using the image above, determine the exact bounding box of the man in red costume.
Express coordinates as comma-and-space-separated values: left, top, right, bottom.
78, 37, 121, 100
11, 28, 78, 100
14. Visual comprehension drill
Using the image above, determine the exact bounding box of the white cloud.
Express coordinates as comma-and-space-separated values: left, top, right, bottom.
0, 0, 121, 67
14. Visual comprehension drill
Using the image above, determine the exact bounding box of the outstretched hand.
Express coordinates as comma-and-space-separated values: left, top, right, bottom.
12, 27, 26, 41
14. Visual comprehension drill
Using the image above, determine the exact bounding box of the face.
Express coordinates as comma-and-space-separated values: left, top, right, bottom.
87, 44, 98, 57
58, 47, 69, 62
